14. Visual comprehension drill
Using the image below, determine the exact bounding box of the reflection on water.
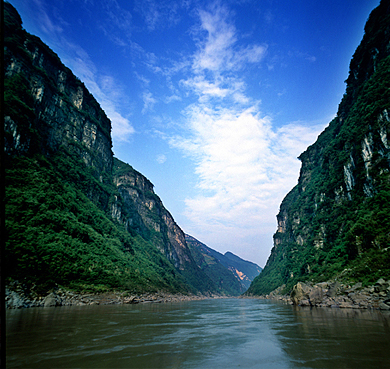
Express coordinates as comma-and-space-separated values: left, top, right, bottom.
6, 299, 390, 368
276, 305, 390, 368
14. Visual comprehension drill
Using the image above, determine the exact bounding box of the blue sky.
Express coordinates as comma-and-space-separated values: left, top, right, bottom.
8, 0, 380, 266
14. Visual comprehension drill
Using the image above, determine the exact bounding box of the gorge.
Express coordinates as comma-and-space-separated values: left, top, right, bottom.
5, 1, 390, 367
4, 0, 390, 310
4, 1, 261, 307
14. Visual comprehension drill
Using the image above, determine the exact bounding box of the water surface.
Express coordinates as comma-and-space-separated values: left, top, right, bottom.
6, 298, 390, 368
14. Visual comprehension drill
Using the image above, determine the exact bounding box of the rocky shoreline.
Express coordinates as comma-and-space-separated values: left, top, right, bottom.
5, 283, 211, 309
247, 278, 390, 310
7, 278, 390, 310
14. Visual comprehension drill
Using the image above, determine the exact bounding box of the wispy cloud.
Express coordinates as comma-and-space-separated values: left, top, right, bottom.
165, 2, 326, 255
192, 4, 267, 73
61, 40, 135, 141
142, 91, 157, 114
156, 154, 167, 164
31, 0, 63, 34
97, 0, 134, 47
134, 0, 182, 31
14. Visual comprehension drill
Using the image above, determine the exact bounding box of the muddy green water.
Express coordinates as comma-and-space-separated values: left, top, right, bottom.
6, 298, 390, 368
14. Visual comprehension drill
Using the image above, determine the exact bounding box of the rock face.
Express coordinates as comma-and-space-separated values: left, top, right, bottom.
4, 10, 113, 180
112, 159, 194, 271
262, 278, 390, 310
3, 2, 212, 297
247, 0, 390, 296
223, 251, 262, 289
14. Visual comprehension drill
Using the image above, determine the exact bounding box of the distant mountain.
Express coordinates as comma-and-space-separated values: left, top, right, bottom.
185, 235, 262, 293
222, 252, 262, 289
247, 0, 390, 296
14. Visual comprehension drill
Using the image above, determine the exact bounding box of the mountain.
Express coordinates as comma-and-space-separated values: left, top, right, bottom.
223, 252, 262, 289
4, 2, 216, 296
185, 234, 262, 293
247, 0, 390, 296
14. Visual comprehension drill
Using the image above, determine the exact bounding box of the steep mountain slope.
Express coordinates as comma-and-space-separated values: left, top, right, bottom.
3, 2, 212, 295
185, 234, 262, 293
247, 0, 390, 296
111, 159, 217, 293
222, 252, 262, 289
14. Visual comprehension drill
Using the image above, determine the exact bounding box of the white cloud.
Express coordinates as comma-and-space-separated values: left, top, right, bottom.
181, 76, 231, 99
192, 3, 266, 73
156, 154, 167, 164
142, 91, 157, 114
169, 104, 326, 262
164, 1, 326, 263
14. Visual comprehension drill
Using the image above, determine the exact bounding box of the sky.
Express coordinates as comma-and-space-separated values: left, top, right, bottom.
7, 0, 380, 266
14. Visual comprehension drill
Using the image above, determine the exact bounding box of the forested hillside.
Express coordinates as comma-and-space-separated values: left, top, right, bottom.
247, 0, 390, 296
3, 2, 214, 296
185, 234, 262, 295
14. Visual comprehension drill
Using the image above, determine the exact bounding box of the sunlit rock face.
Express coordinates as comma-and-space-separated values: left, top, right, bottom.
112, 159, 195, 271
247, 0, 390, 296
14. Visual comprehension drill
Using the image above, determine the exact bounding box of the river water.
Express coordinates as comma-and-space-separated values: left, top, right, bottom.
6, 298, 390, 368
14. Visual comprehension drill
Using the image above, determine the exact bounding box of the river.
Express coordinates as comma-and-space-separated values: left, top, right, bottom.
6, 298, 390, 368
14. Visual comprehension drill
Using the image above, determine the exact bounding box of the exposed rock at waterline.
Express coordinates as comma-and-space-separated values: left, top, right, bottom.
257, 278, 390, 310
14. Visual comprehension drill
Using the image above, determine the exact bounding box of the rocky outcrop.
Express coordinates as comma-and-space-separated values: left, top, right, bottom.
260, 278, 390, 310
5, 283, 207, 309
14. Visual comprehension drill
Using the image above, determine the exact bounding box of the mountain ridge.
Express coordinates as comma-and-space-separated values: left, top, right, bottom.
185, 234, 262, 294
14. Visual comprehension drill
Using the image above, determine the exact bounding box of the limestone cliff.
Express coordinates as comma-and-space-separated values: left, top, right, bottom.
4, 2, 211, 295
248, 0, 390, 295
4, 8, 112, 178
112, 159, 194, 270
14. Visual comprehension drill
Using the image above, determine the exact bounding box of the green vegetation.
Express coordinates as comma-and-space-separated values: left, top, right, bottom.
4, 2, 196, 296
4, 154, 190, 295
186, 237, 244, 296
247, 2, 390, 296
112, 159, 218, 294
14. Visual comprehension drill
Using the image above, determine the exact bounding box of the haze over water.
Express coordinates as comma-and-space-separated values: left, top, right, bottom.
6, 298, 390, 368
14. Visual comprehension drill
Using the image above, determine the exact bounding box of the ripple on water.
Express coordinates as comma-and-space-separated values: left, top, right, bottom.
6, 299, 390, 368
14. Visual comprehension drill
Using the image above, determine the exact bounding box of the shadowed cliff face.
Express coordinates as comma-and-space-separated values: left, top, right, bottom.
185, 234, 262, 294
248, 0, 390, 295
4, 2, 213, 295
4, 11, 113, 180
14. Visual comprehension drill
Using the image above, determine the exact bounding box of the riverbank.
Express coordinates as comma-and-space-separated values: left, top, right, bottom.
5, 283, 215, 309
244, 278, 390, 310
